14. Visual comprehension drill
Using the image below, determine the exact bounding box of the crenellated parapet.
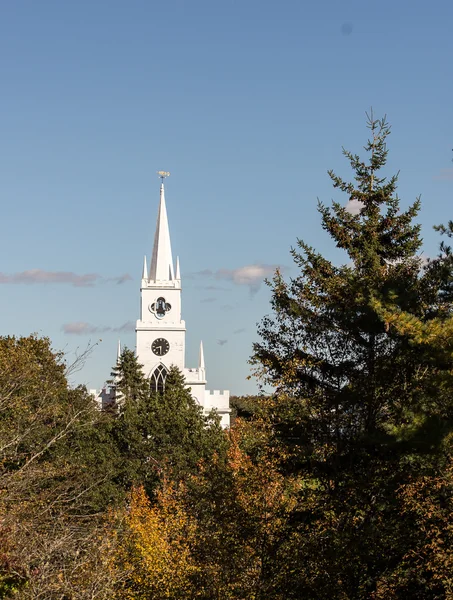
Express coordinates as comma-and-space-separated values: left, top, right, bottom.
204, 390, 231, 428
205, 389, 230, 410
89, 385, 117, 410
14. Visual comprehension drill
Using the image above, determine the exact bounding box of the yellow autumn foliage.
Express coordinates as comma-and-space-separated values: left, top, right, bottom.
111, 419, 303, 599
113, 483, 200, 600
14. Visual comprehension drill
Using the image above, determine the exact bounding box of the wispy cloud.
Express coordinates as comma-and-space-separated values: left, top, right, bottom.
217, 339, 228, 346
216, 265, 276, 292
345, 198, 365, 215
193, 264, 279, 294
62, 321, 135, 335
233, 328, 246, 334
200, 297, 217, 303
193, 269, 214, 277
0, 270, 99, 287
0, 269, 132, 287
113, 321, 136, 333
62, 322, 107, 335
199, 285, 230, 291
105, 274, 133, 285
434, 168, 453, 181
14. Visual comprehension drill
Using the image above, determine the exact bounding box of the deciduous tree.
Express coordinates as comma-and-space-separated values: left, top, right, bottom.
0, 335, 121, 597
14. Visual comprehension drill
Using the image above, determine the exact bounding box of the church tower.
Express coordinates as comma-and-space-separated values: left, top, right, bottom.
135, 174, 230, 427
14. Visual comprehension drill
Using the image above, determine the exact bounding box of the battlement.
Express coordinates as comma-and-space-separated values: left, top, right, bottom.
89, 385, 117, 410
184, 366, 206, 383
207, 389, 229, 396
204, 389, 230, 413
142, 278, 181, 290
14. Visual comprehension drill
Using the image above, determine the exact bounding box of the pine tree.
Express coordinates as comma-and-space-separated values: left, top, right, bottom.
110, 351, 226, 494
253, 113, 453, 453
108, 348, 151, 491
251, 114, 453, 598
109, 346, 149, 405
141, 366, 227, 482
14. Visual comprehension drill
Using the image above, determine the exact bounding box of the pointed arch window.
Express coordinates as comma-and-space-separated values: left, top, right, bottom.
150, 364, 167, 394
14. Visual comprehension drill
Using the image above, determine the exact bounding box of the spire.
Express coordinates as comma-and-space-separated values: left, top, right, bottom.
199, 341, 205, 370
175, 256, 181, 280
117, 339, 121, 362
149, 183, 175, 281
142, 255, 148, 280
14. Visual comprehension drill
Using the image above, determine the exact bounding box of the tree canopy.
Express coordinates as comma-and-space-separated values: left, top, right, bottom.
3, 113, 453, 599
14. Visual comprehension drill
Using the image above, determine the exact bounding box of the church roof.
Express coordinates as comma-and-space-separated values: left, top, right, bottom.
149, 183, 175, 281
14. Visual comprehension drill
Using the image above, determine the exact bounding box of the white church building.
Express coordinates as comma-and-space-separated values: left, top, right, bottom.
93, 176, 230, 427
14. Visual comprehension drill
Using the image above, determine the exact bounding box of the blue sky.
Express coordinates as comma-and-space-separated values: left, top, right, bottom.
1, 0, 452, 394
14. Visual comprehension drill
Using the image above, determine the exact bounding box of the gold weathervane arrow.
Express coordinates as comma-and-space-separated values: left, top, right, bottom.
157, 171, 170, 183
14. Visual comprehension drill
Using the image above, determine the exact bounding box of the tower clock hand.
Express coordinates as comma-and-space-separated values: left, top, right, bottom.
152, 338, 169, 356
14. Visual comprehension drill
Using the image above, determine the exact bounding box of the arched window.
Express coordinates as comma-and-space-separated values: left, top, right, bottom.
150, 364, 167, 394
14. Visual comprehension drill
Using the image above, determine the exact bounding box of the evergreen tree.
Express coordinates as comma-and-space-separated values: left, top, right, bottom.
110, 350, 226, 495
109, 346, 149, 404
251, 114, 453, 598
108, 348, 152, 491
143, 366, 227, 480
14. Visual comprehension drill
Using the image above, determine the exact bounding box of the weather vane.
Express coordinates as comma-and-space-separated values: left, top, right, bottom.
157, 171, 170, 183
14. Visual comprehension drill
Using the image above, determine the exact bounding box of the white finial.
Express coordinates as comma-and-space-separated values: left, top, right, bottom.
176, 256, 181, 280
199, 341, 205, 370
117, 339, 121, 362
142, 255, 148, 280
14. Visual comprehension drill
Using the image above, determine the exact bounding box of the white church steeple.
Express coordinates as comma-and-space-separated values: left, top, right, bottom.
93, 173, 230, 427
149, 182, 175, 282
135, 174, 230, 427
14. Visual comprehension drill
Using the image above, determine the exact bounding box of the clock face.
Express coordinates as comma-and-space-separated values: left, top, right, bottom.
151, 338, 170, 356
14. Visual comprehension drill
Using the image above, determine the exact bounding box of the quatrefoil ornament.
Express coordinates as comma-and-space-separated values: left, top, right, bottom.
150, 297, 172, 319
